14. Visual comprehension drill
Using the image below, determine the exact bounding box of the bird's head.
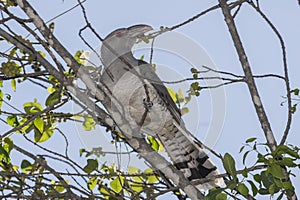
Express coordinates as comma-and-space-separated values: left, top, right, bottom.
101, 24, 153, 66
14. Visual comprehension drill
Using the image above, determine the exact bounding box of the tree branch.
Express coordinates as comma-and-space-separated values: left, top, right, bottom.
247, 1, 292, 146
218, 0, 277, 151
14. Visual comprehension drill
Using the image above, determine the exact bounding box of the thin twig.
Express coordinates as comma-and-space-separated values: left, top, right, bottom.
218, 0, 277, 151
247, 1, 292, 146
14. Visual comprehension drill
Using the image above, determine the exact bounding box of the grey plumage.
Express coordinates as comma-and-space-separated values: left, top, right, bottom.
100, 24, 223, 192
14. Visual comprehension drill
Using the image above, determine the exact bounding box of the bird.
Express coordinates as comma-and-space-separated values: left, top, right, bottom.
100, 24, 223, 192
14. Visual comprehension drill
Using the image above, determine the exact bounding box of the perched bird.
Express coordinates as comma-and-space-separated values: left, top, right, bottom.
100, 24, 223, 192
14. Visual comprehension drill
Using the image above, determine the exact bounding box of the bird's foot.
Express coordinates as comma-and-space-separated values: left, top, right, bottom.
143, 98, 153, 110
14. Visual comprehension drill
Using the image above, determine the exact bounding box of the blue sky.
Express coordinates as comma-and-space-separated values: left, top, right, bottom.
2, 0, 300, 198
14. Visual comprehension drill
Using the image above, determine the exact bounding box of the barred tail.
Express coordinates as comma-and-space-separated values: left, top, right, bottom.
157, 120, 223, 192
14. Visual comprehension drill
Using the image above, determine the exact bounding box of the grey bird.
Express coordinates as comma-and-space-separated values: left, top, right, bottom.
100, 24, 223, 192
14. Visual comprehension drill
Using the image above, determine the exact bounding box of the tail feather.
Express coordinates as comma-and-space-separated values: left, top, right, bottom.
157, 120, 223, 192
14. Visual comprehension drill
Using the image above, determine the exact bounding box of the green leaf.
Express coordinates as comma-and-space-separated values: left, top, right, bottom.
247, 180, 258, 196
291, 88, 299, 95
34, 117, 44, 133
34, 128, 42, 143
261, 171, 273, 188
9, 47, 17, 57
11, 79, 16, 91
167, 87, 177, 103
258, 188, 269, 195
139, 35, 150, 43
52, 180, 69, 193
222, 153, 237, 182
257, 153, 266, 163
242, 150, 250, 165
130, 181, 143, 193
181, 107, 189, 115
87, 176, 98, 190
0, 90, 3, 110
281, 180, 294, 191
21, 160, 32, 173
54, 183, 66, 193
267, 164, 285, 179
242, 167, 248, 177
83, 159, 98, 174
216, 193, 227, 200
47, 86, 56, 93
71, 114, 82, 120
144, 168, 159, 184
190, 67, 198, 73
291, 104, 297, 114
147, 135, 160, 151
0, 144, 10, 163
82, 114, 95, 131
34, 125, 53, 143
269, 183, 276, 195
45, 90, 60, 106
246, 137, 257, 143
279, 157, 297, 167
190, 82, 200, 91
41, 126, 53, 142
1, 0, 17, 7
38, 51, 46, 58
18, 118, 34, 134
274, 178, 283, 188
226, 180, 236, 190
1, 61, 21, 76
253, 174, 261, 184
3, 137, 14, 154
91, 147, 105, 157
205, 188, 225, 200
269, 182, 280, 194
128, 166, 140, 175
23, 100, 43, 113
128, 166, 143, 183
49, 22, 55, 32
110, 176, 124, 193
79, 148, 86, 157
74, 50, 84, 65
176, 89, 185, 103
237, 183, 249, 196
6, 115, 19, 127
48, 75, 59, 83
239, 145, 245, 153
273, 144, 299, 159
99, 187, 109, 196
54, 185, 66, 193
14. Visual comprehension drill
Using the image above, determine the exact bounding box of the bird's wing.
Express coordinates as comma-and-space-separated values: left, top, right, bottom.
137, 60, 182, 124
137, 60, 224, 191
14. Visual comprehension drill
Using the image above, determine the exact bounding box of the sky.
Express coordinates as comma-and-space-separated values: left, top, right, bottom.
1, 0, 300, 199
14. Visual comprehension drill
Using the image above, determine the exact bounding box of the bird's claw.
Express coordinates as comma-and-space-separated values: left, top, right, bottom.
143, 98, 153, 110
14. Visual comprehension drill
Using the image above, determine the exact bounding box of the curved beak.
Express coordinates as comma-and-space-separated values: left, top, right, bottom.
128, 24, 153, 37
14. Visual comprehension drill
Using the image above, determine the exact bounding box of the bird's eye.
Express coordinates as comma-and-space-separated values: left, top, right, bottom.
115, 29, 128, 37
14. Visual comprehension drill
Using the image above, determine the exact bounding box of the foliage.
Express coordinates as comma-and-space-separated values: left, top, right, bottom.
207, 139, 299, 199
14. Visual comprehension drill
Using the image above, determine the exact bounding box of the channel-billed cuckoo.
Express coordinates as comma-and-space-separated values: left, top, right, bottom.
100, 24, 223, 192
